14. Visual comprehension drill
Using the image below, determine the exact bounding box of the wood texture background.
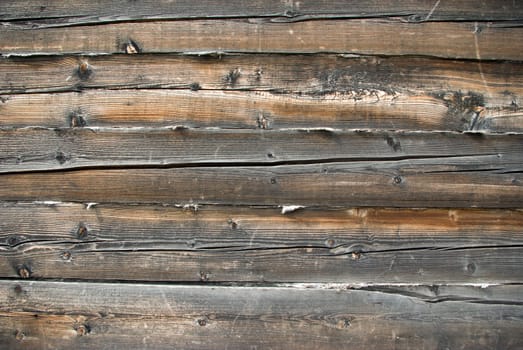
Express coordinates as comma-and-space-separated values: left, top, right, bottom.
1, 1, 522, 349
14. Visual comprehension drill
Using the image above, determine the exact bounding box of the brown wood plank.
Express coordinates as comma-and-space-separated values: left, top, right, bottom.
2, 19, 521, 59
2, 55, 521, 96
1, 55, 521, 132
1, 130, 521, 173
1, 203, 522, 283
1, 281, 522, 349
2, 0, 522, 22
1, 90, 521, 132
0, 149, 521, 208
0, 90, 452, 130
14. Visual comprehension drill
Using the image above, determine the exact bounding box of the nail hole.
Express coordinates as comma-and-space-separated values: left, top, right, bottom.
76, 223, 89, 239
228, 219, 238, 229
55, 151, 68, 164
467, 262, 476, 274
190, 82, 201, 91
270, 177, 277, 184
7, 236, 19, 246
393, 176, 403, 185
76, 324, 90, 336
325, 239, 336, 248
76, 61, 93, 81
17, 265, 31, 279
199, 271, 209, 282
337, 318, 351, 329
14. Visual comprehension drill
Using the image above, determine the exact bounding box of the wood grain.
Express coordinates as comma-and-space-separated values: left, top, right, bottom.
1, 54, 521, 131
2, 0, 522, 22
1, 281, 522, 350
1, 202, 522, 283
0, 90, 452, 130
2, 55, 521, 96
2, 19, 522, 59
1, 90, 521, 132
1, 130, 521, 173
2, 3, 523, 349
0, 157, 522, 208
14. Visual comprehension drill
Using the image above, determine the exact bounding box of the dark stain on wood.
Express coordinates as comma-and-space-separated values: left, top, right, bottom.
1, 2, 522, 349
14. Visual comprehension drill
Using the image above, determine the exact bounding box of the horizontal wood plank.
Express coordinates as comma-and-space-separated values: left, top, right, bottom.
1, 90, 521, 132
2, 55, 521, 97
2, 19, 522, 59
2, 3, 522, 348
0, 90, 453, 130
1, 281, 522, 349
0, 149, 522, 208
2, 0, 522, 22
1, 55, 521, 131
1, 203, 522, 283
1, 130, 522, 173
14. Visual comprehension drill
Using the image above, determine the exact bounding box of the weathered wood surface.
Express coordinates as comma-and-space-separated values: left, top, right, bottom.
1, 54, 521, 131
1, 2, 523, 348
2, 55, 521, 97
0, 90, 457, 131
2, 90, 522, 132
1, 130, 521, 173
2, 0, 522, 22
0, 163, 522, 208
2, 19, 522, 60
1, 281, 522, 350
1, 203, 522, 283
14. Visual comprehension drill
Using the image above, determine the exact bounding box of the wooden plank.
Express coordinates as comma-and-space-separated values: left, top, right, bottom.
1, 55, 521, 132
0, 90, 452, 130
0, 151, 522, 208
1, 130, 522, 173
1, 202, 523, 283
2, 0, 522, 22
1, 281, 522, 349
1, 19, 521, 59
2, 55, 521, 97
1, 90, 521, 133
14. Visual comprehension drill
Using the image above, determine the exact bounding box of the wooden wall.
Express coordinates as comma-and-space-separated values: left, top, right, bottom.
1, 1, 523, 349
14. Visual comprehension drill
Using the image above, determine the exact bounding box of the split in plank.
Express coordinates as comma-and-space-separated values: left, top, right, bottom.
1, 55, 521, 98
1, 129, 522, 173
0, 160, 521, 208
1, 203, 523, 283
1, 281, 522, 349
2, 0, 522, 22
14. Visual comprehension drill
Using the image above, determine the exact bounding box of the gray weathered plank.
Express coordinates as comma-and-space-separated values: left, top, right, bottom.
0, 157, 521, 208
2, 19, 521, 59
1, 281, 522, 349
2, 0, 522, 22
1, 130, 522, 173
1, 203, 522, 283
